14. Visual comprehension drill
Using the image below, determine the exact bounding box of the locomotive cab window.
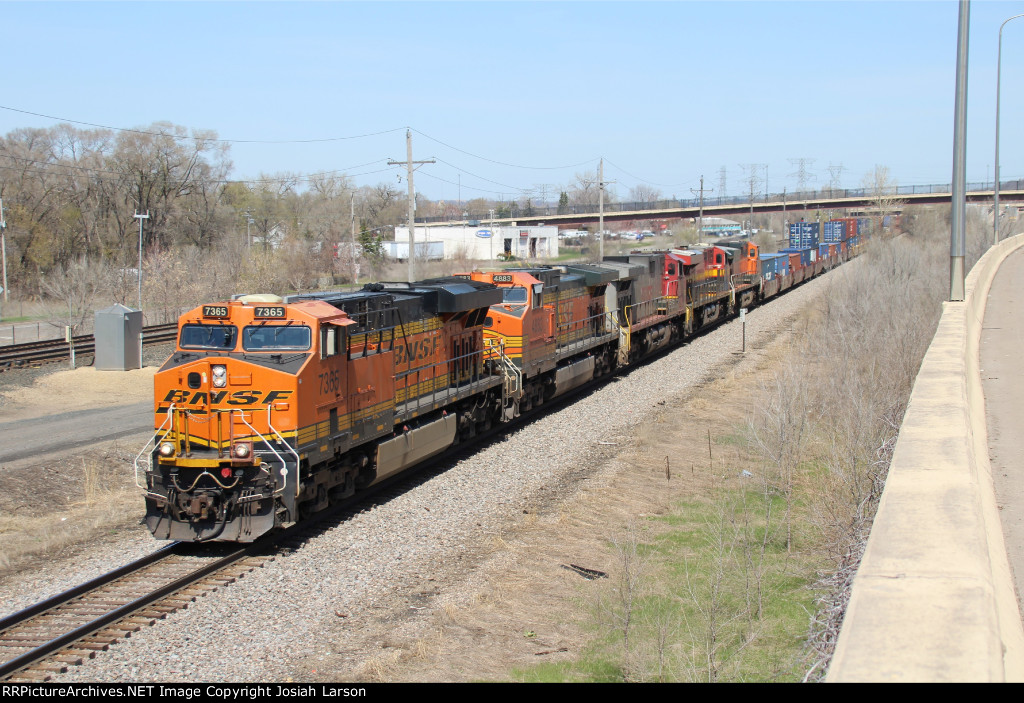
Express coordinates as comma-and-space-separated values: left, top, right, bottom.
502, 286, 528, 304
180, 324, 238, 350
242, 324, 311, 351
320, 324, 345, 359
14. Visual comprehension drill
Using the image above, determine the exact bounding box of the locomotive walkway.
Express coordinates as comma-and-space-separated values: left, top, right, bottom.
828, 233, 1024, 682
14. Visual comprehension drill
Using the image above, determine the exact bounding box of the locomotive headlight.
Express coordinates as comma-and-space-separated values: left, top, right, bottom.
212, 365, 227, 388
158, 442, 175, 457
233, 443, 250, 458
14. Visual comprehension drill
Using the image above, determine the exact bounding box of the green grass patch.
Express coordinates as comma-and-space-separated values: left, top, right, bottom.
516, 483, 826, 682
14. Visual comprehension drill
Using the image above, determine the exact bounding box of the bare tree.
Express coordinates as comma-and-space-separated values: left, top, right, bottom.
630, 184, 662, 205
568, 170, 600, 206
861, 165, 905, 233
39, 257, 110, 332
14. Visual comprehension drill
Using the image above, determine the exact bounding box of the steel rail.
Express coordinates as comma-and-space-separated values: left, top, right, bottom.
0, 542, 252, 680
0, 323, 178, 369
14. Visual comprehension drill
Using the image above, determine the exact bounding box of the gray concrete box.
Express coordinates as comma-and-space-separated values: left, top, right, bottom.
94, 304, 143, 371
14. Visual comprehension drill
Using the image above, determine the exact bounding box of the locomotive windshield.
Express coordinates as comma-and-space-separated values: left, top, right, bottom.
242, 324, 312, 351
180, 324, 238, 350
502, 286, 528, 303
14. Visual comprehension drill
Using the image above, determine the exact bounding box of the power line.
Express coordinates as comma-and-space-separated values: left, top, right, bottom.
429, 157, 534, 193
0, 104, 407, 144
411, 128, 594, 171
602, 158, 698, 190
415, 169, 522, 197
0, 152, 398, 186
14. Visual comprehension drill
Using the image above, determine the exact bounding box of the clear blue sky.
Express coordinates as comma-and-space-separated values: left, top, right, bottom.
2, 0, 1022, 202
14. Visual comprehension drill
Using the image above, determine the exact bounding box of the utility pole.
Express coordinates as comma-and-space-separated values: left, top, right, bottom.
134, 211, 149, 310
0, 198, 8, 307
691, 176, 713, 241
750, 179, 755, 233
350, 197, 358, 285
597, 158, 615, 260
388, 130, 435, 281
782, 187, 787, 235
740, 163, 764, 234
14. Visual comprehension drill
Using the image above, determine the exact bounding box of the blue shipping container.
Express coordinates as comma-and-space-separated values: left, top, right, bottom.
788, 222, 820, 248
823, 220, 845, 243
780, 247, 814, 267
759, 253, 790, 280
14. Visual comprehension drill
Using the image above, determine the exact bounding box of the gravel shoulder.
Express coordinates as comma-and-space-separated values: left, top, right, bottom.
0, 273, 840, 682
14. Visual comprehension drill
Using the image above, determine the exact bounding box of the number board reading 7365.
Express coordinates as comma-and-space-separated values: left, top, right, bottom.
253, 306, 286, 318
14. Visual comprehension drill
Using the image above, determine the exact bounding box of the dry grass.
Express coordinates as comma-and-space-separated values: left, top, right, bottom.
0, 441, 142, 579
316, 323, 805, 683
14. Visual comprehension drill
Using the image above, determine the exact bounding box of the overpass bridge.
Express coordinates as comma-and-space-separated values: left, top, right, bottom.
420, 182, 1024, 229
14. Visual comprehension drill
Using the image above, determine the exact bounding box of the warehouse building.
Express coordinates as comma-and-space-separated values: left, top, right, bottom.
394, 224, 559, 261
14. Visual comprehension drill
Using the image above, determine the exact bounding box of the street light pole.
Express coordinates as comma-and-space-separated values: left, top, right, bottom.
134, 211, 149, 310
950, 0, 970, 302
994, 13, 1024, 244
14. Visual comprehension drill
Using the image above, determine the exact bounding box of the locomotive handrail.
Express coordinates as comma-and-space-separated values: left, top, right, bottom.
483, 337, 521, 399
395, 346, 493, 413
266, 404, 301, 495
231, 407, 299, 498
135, 403, 177, 490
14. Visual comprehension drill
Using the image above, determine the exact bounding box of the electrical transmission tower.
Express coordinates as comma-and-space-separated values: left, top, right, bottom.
788, 158, 817, 199
827, 161, 845, 197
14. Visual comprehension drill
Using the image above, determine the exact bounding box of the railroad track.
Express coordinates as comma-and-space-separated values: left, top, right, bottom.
0, 301, 763, 682
0, 541, 274, 681
0, 323, 178, 371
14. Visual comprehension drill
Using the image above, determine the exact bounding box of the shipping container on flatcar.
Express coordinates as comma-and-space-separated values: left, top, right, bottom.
823, 220, 845, 243
789, 222, 820, 249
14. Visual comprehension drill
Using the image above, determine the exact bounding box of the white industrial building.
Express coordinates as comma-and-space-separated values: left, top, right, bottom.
394, 224, 559, 262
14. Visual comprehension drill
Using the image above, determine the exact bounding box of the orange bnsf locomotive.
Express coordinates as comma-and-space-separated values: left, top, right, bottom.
139, 279, 506, 541
139, 234, 862, 542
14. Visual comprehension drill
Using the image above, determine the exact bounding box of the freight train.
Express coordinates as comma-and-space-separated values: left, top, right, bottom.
136, 221, 868, 542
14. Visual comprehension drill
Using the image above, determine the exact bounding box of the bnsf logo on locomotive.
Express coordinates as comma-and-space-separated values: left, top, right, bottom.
162, 389, 294, 406
394, 337, 439, 365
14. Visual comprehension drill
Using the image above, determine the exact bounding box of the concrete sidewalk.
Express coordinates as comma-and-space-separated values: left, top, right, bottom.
982, 245, 1024, 614
828, 234, 1024, 682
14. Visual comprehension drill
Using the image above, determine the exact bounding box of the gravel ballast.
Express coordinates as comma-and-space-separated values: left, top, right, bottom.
2, 271, 843, 682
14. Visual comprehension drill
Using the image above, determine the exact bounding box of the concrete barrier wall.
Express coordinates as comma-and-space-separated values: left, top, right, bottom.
827, 234, 1024, 682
